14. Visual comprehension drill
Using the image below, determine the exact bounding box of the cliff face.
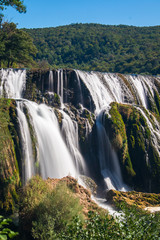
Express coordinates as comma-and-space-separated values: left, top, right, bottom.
104, 103, 160, 192
1, 68, 160, 214
0, 99, 21, 214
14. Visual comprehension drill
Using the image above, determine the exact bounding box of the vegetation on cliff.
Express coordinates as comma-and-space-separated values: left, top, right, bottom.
0, 99, 21, 214
25, 23, 160, 74
105, 103, 160, 192
106, 189, 160, 210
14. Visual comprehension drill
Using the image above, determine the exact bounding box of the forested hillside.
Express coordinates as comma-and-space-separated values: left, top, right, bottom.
25, 23, 160, 74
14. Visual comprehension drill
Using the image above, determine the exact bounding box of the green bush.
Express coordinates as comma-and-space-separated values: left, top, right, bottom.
31, 182, 83, 240
0, 215, 18, 240
57, 204, 160, 240
19, 176, 83, 239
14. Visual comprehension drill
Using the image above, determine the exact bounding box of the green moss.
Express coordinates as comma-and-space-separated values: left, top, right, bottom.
104, 102, 160, 192
54, 93, 61, 107
154, 89, 160, 115
0, 99, 21, 214
105, 103, 135, 184
83, 109, 94, 127
118, 104, 160, 192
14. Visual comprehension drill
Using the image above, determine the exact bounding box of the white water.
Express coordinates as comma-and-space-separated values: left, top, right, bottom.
0, 69, 26, 99
49, 70, 54, 92
60, 110, 86, 174
1, 68, 160, 194
75, 70, 160, 191
136, 107, 160, 158
16, 101, 35, 183
96, 111, 126, 191
24, 101, 77, 179
76, 70, 127, 190
125, 75, 157, 109
0, 69, 77, 182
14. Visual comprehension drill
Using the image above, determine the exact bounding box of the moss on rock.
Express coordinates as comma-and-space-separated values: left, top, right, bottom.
105, 189, 160, 210
105, 103, 135, 185
0, 99, 21, 214
105, 102, 160, 192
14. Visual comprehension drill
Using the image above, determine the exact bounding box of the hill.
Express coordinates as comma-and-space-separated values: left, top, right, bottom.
24, 23, 160, 74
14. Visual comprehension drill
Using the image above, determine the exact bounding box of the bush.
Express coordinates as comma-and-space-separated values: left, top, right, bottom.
58, 204, 160, 240
31, 182, 83, 240
0, 215, 18, 240
20, 176, 160, 239
19, 176, 83, 239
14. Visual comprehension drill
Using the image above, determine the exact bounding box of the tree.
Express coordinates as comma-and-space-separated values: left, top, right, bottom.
0, 0, 26, 13
0, 22, 37, 67
0, 0, 26, 23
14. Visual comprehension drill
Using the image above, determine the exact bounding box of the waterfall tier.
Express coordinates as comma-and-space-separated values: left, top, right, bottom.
0, 68, 160, 193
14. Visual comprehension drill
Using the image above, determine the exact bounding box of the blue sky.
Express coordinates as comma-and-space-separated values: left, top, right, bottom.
3, 0, 160, 29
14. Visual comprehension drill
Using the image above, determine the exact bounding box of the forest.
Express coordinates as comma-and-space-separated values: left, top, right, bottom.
24, 23, 160, 74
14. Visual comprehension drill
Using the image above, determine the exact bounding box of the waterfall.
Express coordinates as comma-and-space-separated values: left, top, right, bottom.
76, 70, 127, 190
49, 70, 54, 92
96, 111, 126, 190
0, 69, 77, 182
136, 106, 160, 157
60, 110, 86, 174
16, 101, 35, 183
1, 68, 160, 191
0, 69, 26, 99
24, 101, 77, 179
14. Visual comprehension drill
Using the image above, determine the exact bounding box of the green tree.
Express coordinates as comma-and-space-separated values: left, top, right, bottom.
0, 0, 26, 13
0, 22, 37, 67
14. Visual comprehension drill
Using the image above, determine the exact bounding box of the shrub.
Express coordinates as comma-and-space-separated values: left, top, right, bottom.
19, 176, 83, 239
31, 182, 83, 240
58, 204, 160, 240
0, 215, 18, 240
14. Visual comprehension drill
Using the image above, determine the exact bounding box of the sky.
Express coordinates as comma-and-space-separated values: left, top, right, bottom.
2, 0, 160, 29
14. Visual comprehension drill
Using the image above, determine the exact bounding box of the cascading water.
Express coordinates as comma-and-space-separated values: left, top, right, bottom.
16, 101, 35, 183
24, 101, 77, 179
0, 69, 35, 183
0, 69, 26, 98
49, 70, 54, 92
76, 70, 128, 190
49, 69, 87, 175
75, 70, 160, 191
1, 68, 160, 193
60, 110, 86, 174
0, 69, 78, 182
96, 111, 126, 191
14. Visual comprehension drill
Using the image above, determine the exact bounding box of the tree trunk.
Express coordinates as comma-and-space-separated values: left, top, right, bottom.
7, 60, 10, 68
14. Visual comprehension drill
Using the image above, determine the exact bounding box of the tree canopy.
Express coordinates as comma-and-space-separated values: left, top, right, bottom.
0, 0, 26, 13
25, 23, 160, 74
0, 22, 37, 67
